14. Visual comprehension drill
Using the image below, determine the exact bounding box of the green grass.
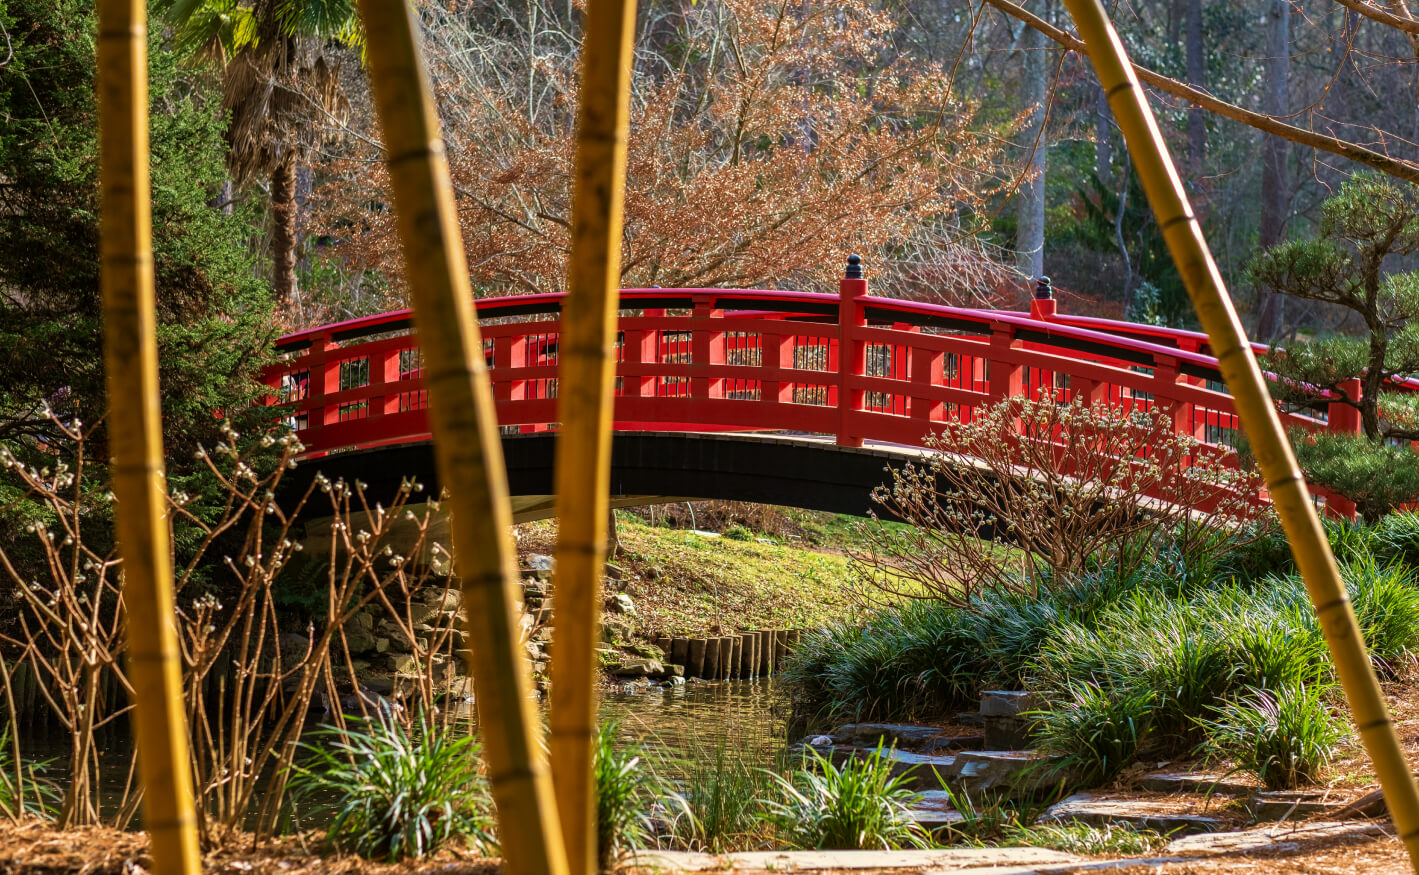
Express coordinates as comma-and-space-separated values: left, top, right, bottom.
761, 744, 929, 851
660, 735, 778, 852
1200, 684, 1349, 790
1030, 684, 1155, 786
287, 710, 494, 861
999, 822, 1166, 855
595, 720, 669, 867
523, 514, 862, 635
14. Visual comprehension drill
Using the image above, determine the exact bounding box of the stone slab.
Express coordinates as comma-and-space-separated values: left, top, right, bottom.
1040, 793, 1222, 836
1139, 771, 1255, 797
981, 690, 1038, 717
922, 734, 985, 754
983, 715, 1033, 751
1248, 790, 1349, 821
907, 790, 965, 830
629, 847, 1083, 872
833, 723, 949, 749
1164, 821, 1386, 855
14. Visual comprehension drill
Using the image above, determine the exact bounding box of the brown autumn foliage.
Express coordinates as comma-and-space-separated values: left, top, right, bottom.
306, 0, 1011, 323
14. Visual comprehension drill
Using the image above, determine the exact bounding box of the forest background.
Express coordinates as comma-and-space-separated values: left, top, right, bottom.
4, 0, 1419, 497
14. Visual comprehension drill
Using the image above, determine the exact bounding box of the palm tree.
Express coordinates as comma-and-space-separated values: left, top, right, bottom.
158, 0, 361, 311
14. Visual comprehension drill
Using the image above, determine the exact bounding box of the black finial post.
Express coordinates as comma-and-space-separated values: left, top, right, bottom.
845, 254, 863, 279
1034, 275, 1053, 300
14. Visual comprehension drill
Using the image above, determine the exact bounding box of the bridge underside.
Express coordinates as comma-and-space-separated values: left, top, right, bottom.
286, 431, 930, 523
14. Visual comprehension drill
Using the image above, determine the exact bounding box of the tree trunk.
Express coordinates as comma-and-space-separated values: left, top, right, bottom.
270, 154, 299, 305
1015, 13, 1049, 281
1254, 0, 1290, 342
1185, 0, 1206, 175
1095, 81, 1113, 184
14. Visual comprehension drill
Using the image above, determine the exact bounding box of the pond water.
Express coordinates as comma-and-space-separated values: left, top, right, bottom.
600, 678, 792, 779
17, 677, 793, 824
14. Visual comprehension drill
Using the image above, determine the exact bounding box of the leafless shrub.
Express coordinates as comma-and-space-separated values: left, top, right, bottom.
0, 416, 459, 843
850, 397, 1273, 607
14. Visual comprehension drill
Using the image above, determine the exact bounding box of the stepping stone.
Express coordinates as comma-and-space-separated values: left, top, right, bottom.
922, 734, 985, 754
1040, 793, 1224, 835
1249, 790, 1350, 821
832, 723, 950, 749
951, 750, 1076, 795
1164, 821, 1386, 855
630, 847, 1084, 871
980, 690, 1039, 716
906, 790, 965, 831
1139, 771, 1256, 797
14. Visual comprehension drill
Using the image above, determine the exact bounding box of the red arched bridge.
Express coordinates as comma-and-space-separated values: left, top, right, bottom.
265, 268, 1377, 521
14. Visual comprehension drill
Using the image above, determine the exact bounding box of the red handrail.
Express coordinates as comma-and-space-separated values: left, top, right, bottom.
263, 279, 1400, 517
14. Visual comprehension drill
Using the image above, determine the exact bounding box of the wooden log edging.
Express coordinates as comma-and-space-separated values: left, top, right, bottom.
654, 629, 809, 680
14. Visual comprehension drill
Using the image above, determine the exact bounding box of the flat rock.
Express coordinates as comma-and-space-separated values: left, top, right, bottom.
1165, 821, 1386, 855
907, 790, 965, 830
951, 750, 1075, 795
1249, 790, 1350, 821
981, 690, 1038, 717
923, 734, 985, 754
1139, 771, 1255, 797
1040, 793, 1222, 835
629, 847, 1082, 871
832, 723, 948, 749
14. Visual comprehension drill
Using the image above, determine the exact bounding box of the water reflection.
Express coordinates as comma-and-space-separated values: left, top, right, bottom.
599, 678, 790, 779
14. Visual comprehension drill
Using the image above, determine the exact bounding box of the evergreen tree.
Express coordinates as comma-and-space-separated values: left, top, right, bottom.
0, 0, 277, 536
1251, 174, 1419, 521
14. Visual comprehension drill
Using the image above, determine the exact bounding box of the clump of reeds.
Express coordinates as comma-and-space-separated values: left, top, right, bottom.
287, 708, 494, 861
761, 744, 927, 851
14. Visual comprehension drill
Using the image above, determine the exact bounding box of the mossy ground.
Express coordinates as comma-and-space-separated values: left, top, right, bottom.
517, 511, 862, 636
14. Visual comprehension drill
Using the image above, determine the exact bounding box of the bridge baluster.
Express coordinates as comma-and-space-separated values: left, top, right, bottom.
909, 342, 943, 426
1153, 356, 1199, 441
838, 255, 867, 447
492, 335, 529, 430
691, 298, 725, 400
372, 346, 401, 419
300, 333, 335, 451
762, 318, 796, 405
622, 322, 658, 399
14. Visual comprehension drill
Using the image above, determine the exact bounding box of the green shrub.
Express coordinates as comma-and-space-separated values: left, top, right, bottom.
1229, 620, 1332, 691
662, 736, 775, 852
789, 601, 982, 722
1344, 560, 1419, 675
288, 711, 494, 861
1200, 684, 1348, 790
595, 721, 663, 868
0, 726, 59, 818
762, 745, 928, 850
1031, 684, 1154, 786
722, 524, 754, 541
1370, 511, 1419, 568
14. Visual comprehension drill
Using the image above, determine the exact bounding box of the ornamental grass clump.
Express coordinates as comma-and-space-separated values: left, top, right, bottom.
762, 744, 928, 850
1030, 684, 1154, 786
663, 735, 776, 852
595, 721, 667, 868
1344, 560, 1419, 676
1200, 684, 1348, 790
288, 711, 494, 861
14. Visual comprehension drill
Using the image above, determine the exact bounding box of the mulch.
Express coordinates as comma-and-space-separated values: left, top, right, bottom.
0, 821, 499, 875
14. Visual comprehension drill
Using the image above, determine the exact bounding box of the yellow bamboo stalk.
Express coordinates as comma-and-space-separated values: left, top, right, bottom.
95, 1, 200, 871
1062, 1, 1419, 868
353, 5, 567, 875
548, 1, 639, 872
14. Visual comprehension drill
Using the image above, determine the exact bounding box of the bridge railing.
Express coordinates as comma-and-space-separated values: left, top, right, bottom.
264, 266, 1398, 516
